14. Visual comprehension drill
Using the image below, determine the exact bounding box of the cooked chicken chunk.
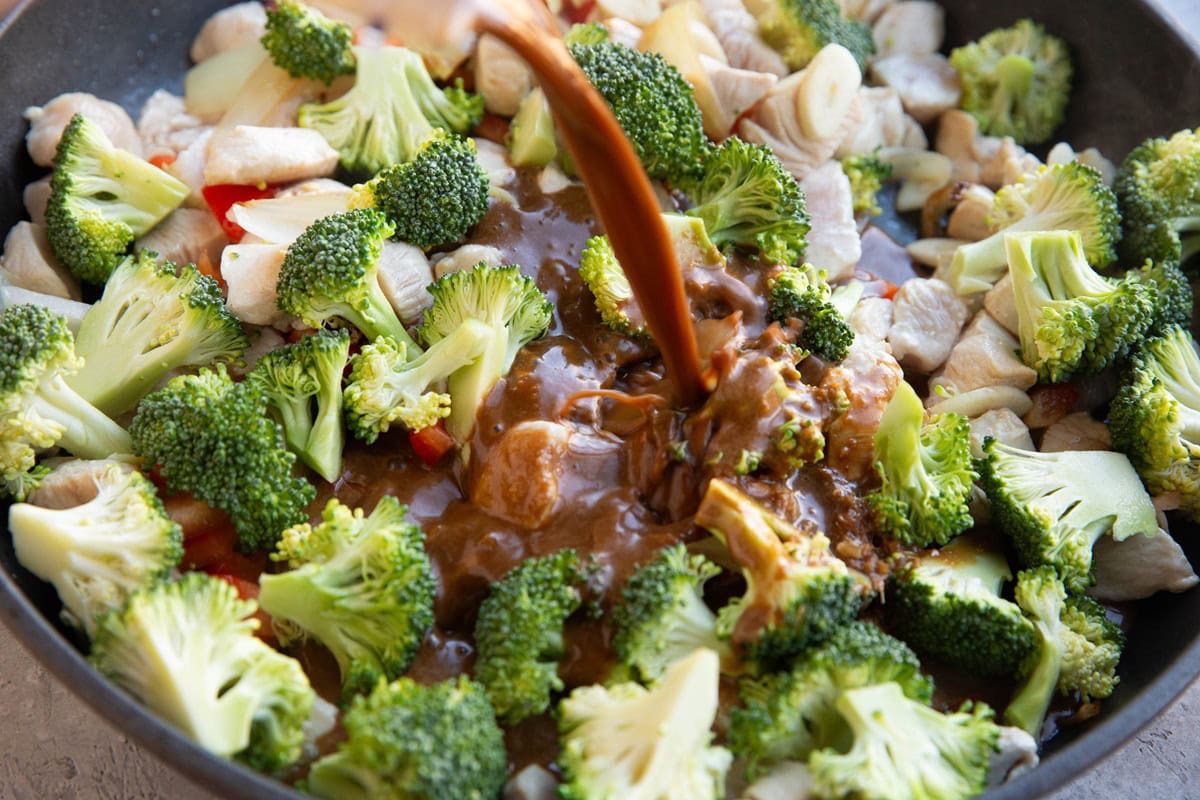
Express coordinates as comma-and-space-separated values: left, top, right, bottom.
1047, 141, 1117, 186
699, 0, 788, 76
932, 311, 1037, 394
219, 242, 290, 326
190, 1, 269, 63
135, 208, 228, 269
821, 341, 903, 481
985, 727, 1039, 787
603, 18, 644, 50
887, 277, 969, 372
1039, 412, 1111, 453
968, 408, 1033, 457
869, 54, 961, 125
23, 177, 51, 225
475, 34, 534, 117
166, 128, 214, 208
847, 296, 893, 346
204, 126, 339, 186
432, 244, 507, 279
594, 0, 663, 25
0, 222, 81, 300
377, 241, 434, 325
701, 55, 778, 139
979, 136, 1041, 188
28, 459, 132, 510
1091, 529, 1199, 602
24, 92, 142, 167
138, 90, 209, 160
872, 1, 944, 57
837, 87, 921, 157
471, 421, 574, 529
799, 161, 861, 282
945, 183, 995, 242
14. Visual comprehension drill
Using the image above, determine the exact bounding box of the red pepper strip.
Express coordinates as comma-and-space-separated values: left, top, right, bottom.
202, 183, 277, 243
409, 421, 456, 465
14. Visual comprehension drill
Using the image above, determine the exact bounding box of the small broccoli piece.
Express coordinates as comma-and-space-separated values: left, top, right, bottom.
755, 0, 875, 71
612, 544, 735, 684
695, 478, 864, 668
809, 682, 1001, 800
1007, 230, 1156, 382
730, 621, 932, 779
9, 464, 181, 636
299, 45, 483, 175
507, 87, 558, 168
1005, 566, 1124, 735
680, 136, 810, 265
867, 381, 977, 548
768, 264, 856, 361
68, 252, 248, 416
558, 648, 732, 800
276, 209, 418, 347
129, 364, 315, 553
1116, 128, 1200, 271
949, 18, 1072, 146
886, 537, 1036, 678
91, 573, 314, 772
570, 41, 710, 184
350, 133, 488, 249
417, 264, 553, 441
258, 497, 435, 700
45, 114, 189, 283
1129, 257, 1194, 335
473, 549, 585, 724
842, 152, 893, 216
261, 0, 355, 84
0, 304, 131, 491
564, 22, 609, 47
944, 162, 1121, 295
978, 438, 1159, 594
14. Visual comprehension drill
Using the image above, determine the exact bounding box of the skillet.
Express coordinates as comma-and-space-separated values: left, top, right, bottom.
0, 1, 1199, 797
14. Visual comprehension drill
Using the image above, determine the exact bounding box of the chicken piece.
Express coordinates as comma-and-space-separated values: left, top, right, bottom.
932, 310, 1036, 394
204, 126, 339, 186
968, 408, 1034, 458
23, 177, 51, 225
166, 128, 214, 209
887, 277, 969, 373
872, 1, 944, 57
24, 92, 142, 167
836, 88, 914, 158
0, 286, 92, 333
471, 421, 573, 529
135, 208, 228, 269
701, 54, 778, 139
980, 272, 1019, 335
945, 183, 994, 241
603, 18, 645, 50
985, 727, 1040, 787
595, 0, 663, 25
821, 340, 903, 481
847, 296, 893, 346
503, 765, 558, 800
377, 241, 434, 325
699, 0, 788, 76
1090, 529, 1199, 602
0, 222, 81, 300
1046, 141, 1117, 186
28, 459, 133, 510
138, 90, 209, 160
474, 138, 517, 204
979, 136, 1041, 189
740, 760, 815, 800
799, 161, 861, 282
537, 165, 575, 195
1039, 412, 1111, 454
219, 242, 290, 326
935, 109, 984, 183
190, 2, 269, 63
432, 244, 506, 279
474, 34, 534, 117
869, 54, 961, 125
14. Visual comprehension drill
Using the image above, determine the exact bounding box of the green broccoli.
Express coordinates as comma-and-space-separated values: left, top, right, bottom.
1006, 230, 1156, 382
867, 380, 977, 548
68, 252, 248, 416
9, 464, 181, 636
90, 573, 315, 772
261, 0, 355, 85
1115, 128, 1200, 271
417, 264, 553, 442
1129, 257, 1194, 335
45, 114, 189, 283
768, 264, 856, 361
558, 648, 732, 800
350, 133, 489, 249
754, 0, 876, 71
949, 18, 1072, 146
473, 549, 586, 724
978, 438, 1159, 594
275, 209, 418, 348
564, 22, 609, 47
1005, 566, 1124, 736
695, 478, 864, 668
258, 497, 435, 700
886, 537, 1036, 678
507, 87, 559, 168
842, 152, 893, 216
944, 161, 1121, 295
306, 675, 507, 800
129, 364, 315, 553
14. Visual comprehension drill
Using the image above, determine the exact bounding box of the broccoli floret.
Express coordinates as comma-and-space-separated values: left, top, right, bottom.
417, 264, 553, 441
129, 364, 315, 553
1116, 128, 1200, 271
307, 675, 507, 800
842, 152, 893, 216
258, 497, 435, 700
298, 45, 483, 175
944, 162, 1121, 295
978, 438, 1159, 594
612, 544, 735, 684
867, 381, 977, 548
507, 87, 559, 168
730, 621, 932, 779
1129, 257, 1194, 335
9, 464, 181, 636
949, 18, 1072, 146
0, 304, 132, 491
755, 0, 875, 71
564, 22, 609, 47
68, 252, 248, 416
808, 682, 1001, 800
1007, 230, 1156, 382
90, 573, 314, 772
680, 136, 810, 265
45, 114, 189, 283
276, 209, 418, 348
350, 133, 488, 249
1005, 566, 1124, 735
886, 537, 1037, 678
250, 329, 350, 483
570, 41, 710, 184
768, 264, 856, 361
261, 0, 355, 84
473, 549, 585, 724
695, 478, 864, 668
558, 648, 732, 800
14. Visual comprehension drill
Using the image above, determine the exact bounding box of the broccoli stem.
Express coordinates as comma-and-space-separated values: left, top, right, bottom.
34, 376, 131, 459
346, 286, 420, 351
1005, 626, 1062, 736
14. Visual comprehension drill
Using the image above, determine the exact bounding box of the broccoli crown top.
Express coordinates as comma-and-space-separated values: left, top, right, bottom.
768, 264, 856, 361
1129, 258, 1195, 335
949, 18, 1072, 146
0, 302, 78, 397
474, 549, 585, 724
842, 152, 893, 216
579, 234, 643, 336
756, 0, 875, 71
1116, 128, 1200, 270
129, 365, 315, 553
570, 41, 711, 184
680, 136, 810, 265
261, 0, 355, 84
306, 675, 507, 800
868, 381, 977, 548
564, 22, 609, 47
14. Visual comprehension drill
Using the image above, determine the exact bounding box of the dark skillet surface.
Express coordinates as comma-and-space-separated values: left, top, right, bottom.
1, 1, 1199, 798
